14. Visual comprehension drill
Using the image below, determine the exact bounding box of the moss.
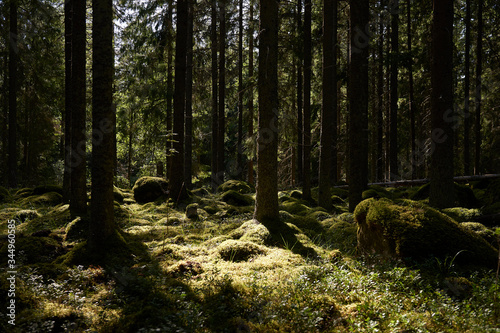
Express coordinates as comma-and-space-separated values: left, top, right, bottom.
290, 215, 325, 235
185, 203, 199, 220
20, 204, 71, 233
442, 207, 482, 222
0, 236, 64, 265
331, 187, 349, 199
331, 195, 345, 205
355, 198, 497, 267
217, 179, 254, 194
461, 222, 497, 246
191, 187, 210, 197
33, 184, 63, 195
411, 183, 479, 208
0, 272, 38, 312
65, 217, 89, 242
483, 202, 500, 215
362, 185, 393, 200
13, 209, 41, 222
21, 191, 63, 206
14, 187, 34, 199
290, 190, 302, 199
324, 218, 358, 253
280, 200, 312, 216
217, 239, 268, 261
230, 220, 271, 245
221, 190, 254, 206
114, 186, 125, 203
337, 212, 355, 224
132, 176, 169, 204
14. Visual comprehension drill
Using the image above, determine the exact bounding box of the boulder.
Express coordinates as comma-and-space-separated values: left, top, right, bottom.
217, 240, 267, 262
185, 203, 199, 220
217, 180, 254, 194
355, 198, 497, 267
132, 176, 169, 203
221, 190, 254, 207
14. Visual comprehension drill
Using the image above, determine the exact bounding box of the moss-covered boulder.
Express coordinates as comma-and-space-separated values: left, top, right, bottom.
132, 176, 169, 204
324, 218, 358, 253
355, 198, 497, 267
217, 180, 254, 194
185, 203, 199, 220
230, 220, 271, 245
21, 191, 63, 206
461, 222, 497, 246
411, 183, 479, 208
221, 190, 254, 206
13, 209, 41, 222
217, 240, 267, 261
279, 200, 311, 216
442, 207, 481, 222
0, 236, 64, 264
33, 184, 63, 195
114, 186, 125, 203
14, 188, 34, 199
65, 217, 89, 242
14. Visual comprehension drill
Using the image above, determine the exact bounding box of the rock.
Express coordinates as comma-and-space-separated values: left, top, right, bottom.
185, 203, 199, 220
461, 222, 497, 246
132, 176, 169, 203
442, 207, 482, 222
230, 220, 271, 245
355, 198, 497, 267
65, 217, 89, 242
217, 239, 267, 262
14, 209, 41, 222
221, 190, 254, 207
290, 190, 302, 199
217, 180, 254, 194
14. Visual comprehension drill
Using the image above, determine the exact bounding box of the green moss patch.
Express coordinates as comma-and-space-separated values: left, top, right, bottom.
442, 207, 482, 222
461, 222, 497, 246
355, 198, 497, 267
217, 240, 268, 261
217, 179, 254, 194
13, 209, 41, 223
132, 176, 169, 204
220, 190, 254, 206
0, 236, 65, 265
229, 219, 271, 245
33, 184, 63, 196
21, 191, 63, 206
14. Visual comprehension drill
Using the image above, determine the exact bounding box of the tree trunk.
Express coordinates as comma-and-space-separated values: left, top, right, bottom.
296, 0, 303, 186
217, 0, 226, 186
166, 0, 173, 180
169, 0, 188, 202
407, 0, 416, 180
302, 0, 312, 200
211, 0, 218, 191
247, 0, 255, 185
429, 0, 455, 208
2, 53, 7, 186
255, 0, 279, 224
63, 0, 73, 202
474, 0, 483, 175
184, 0, 194, 189
8, 0, 18, 189
348, 0, 369, 212
376, 0, 384, 182
70, 0, 87, 217
389, 0, 399, 180
90, 0, 116, 250
463, 0, 471, 176
237, 0, 244, 180
319, 0, 336, 210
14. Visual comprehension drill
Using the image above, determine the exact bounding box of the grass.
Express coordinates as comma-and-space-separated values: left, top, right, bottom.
0, 184, 499, 332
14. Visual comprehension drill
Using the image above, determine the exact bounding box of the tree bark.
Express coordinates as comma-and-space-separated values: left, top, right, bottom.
296, 0, 303, 186
217, 0, 226, 186
255, 0, 279, 224
407, 0, 416, 180
210, 0, 218, 191
166, 0, 174, 179
302, 0, 312, 200
90, 0, 116, 250
184, 0, 194, 189
348, 0, 369, 212
8, 0, 18, 189
429, 0, 455, 208
70, 0, 87, 217
319, 0, 336, 210
247, 0, 255, 185
237, 0, 244, 180
376, 0, 384, 182
474, 0, 483, 175
169, 0, 188, 202
389, 0, 399, 180
63, 0, 73, 202
463, 0, 471, 176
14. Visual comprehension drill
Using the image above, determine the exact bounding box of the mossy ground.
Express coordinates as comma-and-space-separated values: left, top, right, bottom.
0, 182, 499, 332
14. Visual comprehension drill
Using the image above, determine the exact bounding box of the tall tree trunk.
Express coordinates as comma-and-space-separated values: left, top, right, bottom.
63, 0, 73, 201
463, 0, 471, 176
319, 0, 336, 210
389, 0, 399, 180
211, 0, 219, 191
376, 0, 384, 182
70, 0, 87, 217
302, 0, 312, 200
184, 0, 194, 189
348, 0, 369, 212
166, 0, 174, 180
296, 0, 303, 186
429, 0, 454, 208
237, 0, 244, 180
90, 0, 116, 250
331, 0, 338, 185
247, 0, 255, 185
8, 0, 18, 189
169, 0, 188, 202
2, 53, 7, 185
255, 0, 279, 224
407, 0, 416, 180
474, 0, 483, 175
217, 0, 226, 185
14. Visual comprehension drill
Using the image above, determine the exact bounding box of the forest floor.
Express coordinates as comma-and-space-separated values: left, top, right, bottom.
0, 181, 499, 332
